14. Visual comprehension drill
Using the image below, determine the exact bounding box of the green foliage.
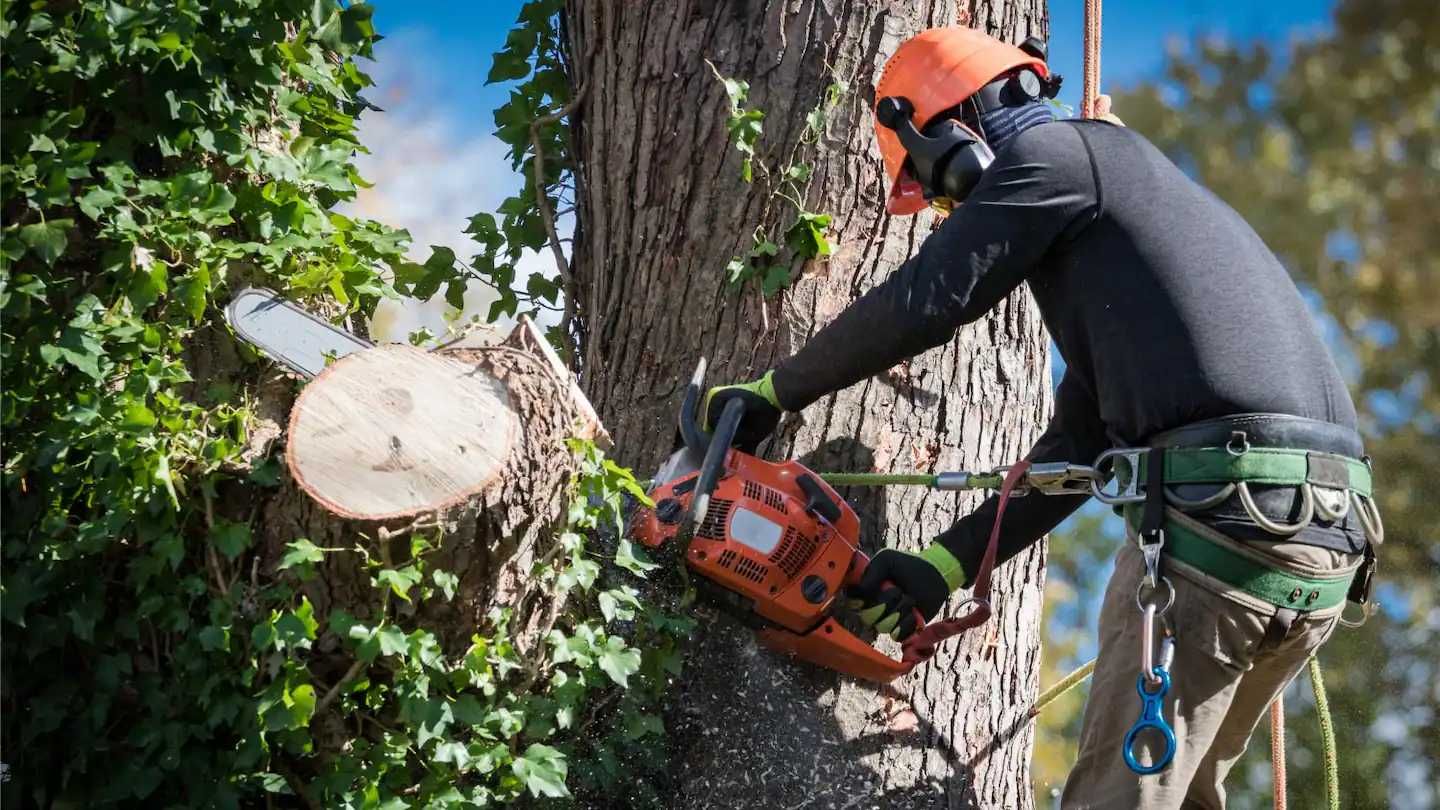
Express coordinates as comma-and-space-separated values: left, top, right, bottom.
426, 0, 576, 352
0, 2, 688, 806
712, 72, 848, 299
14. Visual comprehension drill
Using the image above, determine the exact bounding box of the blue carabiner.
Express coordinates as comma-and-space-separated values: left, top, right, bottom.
1122, 667, 1177, 775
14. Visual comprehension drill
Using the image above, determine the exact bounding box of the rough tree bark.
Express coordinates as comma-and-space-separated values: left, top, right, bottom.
568, 1, 1054, 807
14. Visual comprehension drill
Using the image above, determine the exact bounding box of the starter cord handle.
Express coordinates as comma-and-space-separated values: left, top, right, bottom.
901, 459, 1031, 666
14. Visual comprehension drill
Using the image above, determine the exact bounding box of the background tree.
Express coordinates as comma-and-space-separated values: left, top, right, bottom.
1035, 0, 1438, 805
556, 1, 1056, 806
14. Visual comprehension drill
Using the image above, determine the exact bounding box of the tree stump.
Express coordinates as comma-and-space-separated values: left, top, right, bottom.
271, 332, 605, 656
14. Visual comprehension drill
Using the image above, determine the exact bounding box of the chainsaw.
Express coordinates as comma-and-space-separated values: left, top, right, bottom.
225, 290, 1047, 682
631, 359, 935, 683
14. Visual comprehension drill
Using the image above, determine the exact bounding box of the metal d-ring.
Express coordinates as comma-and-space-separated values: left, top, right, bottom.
1338, 600, 1377, 629
1164, 482, 1236, 511
1352, 491, 1385, 545
945, 597, 989, 622
1235, 480, 1314, 535
1226, 430, 1251, 456
1134, 575, 1176, 616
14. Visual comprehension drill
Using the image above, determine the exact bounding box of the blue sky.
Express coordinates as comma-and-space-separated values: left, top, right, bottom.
351, 0, 1338, 339
360, 0, 1336, 136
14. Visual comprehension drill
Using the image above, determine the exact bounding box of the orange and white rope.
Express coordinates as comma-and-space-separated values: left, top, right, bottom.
1082, 0, 1102, 118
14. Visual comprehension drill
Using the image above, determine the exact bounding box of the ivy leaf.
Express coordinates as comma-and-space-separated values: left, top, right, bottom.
376, 566, 423, 601
556, 557, 598, 592
120, 402, 157, 432
512, 743, 570, 799
614, 538, 658, 576
444, 279, 467, 311
761, 264, 792, 297
596, 636, 642, 688
175, 265, 209, 324
724, 256, 750, 287
278, 538, 325, 571
19, 220, 72, 265
622, 711, 664, 742
210, 521, 251, 560
377, 625, 408, 658
721, 77, 749, 109
274, 598, 319, 649
785, 211, 833, 259
286, 683, 316, 728
434, 741, 472, 772
432, 569, 460, 601
598, 587, 641, 623
197, 625, 229, 652
105, 2, 142, 29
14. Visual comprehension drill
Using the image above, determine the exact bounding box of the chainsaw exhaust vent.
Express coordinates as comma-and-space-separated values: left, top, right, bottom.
696, 498, 735, 540
716, 548, 768, 584
770, 526, 821, 579
741, 480, 788, 514
733, 556, 768, 584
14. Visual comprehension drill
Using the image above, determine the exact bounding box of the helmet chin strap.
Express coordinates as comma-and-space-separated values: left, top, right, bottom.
876, 97, 996, 205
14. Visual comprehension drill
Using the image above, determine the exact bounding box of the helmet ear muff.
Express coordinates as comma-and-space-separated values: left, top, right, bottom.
877, 96, 995, 205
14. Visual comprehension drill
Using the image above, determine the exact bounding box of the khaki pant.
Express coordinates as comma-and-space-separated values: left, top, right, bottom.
1061, 510, 1361, 810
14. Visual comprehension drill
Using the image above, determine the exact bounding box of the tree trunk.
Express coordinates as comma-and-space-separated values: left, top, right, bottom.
569, 1, 1053, 807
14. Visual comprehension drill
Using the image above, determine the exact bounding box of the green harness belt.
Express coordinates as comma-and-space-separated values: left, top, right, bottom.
1133, 446, 1372, 498
1119, 446, 1372, 611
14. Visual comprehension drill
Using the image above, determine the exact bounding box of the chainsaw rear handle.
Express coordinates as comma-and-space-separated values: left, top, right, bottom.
843, 552, 928, 645
689, 397, 745, 531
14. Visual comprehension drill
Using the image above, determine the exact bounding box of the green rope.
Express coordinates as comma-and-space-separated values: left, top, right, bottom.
1309, 656, 1340, 810
1029, 657, 1098, 718
817, 472, 938, 487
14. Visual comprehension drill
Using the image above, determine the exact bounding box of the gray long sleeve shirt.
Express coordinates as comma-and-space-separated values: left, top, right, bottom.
770, 120, 1357, 580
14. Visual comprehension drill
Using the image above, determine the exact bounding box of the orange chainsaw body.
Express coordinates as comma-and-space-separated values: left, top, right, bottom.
631, 448, 912, 683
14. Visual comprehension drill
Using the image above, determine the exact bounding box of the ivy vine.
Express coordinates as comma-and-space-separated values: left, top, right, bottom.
1, 2, 685, 806
710, 64, 847, 305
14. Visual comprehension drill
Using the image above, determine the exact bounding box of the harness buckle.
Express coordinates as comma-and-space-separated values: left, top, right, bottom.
1090, 447, 1150, 504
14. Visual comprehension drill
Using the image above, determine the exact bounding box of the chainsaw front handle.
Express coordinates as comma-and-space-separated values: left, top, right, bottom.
688, 396, 745, 533
677, 358, 712, 456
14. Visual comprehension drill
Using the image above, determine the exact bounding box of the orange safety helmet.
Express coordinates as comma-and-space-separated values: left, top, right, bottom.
875, 28, 1051, 215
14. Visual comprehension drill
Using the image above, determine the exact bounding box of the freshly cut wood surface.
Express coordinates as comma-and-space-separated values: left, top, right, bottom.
286, 345, 517, 520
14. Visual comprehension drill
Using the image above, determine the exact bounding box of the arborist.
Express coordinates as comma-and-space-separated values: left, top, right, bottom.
704, 27, 1380, 809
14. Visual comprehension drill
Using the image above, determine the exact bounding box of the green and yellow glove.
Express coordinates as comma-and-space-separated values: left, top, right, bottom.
844, 543, 967, 641
703, 371, 783, 453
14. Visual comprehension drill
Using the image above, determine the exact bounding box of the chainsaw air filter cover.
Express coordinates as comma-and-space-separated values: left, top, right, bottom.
632, 450, 861, 635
